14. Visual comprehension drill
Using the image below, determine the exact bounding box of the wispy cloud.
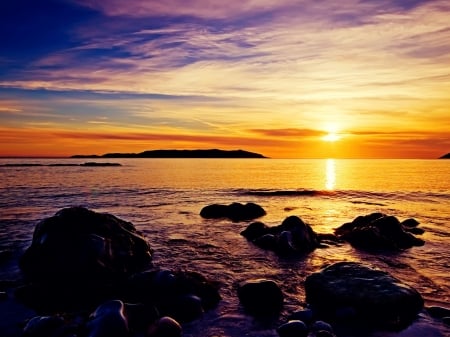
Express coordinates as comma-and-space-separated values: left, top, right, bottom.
0, 0, 449, 157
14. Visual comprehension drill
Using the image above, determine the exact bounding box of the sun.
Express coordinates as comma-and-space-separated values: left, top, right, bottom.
322, 132, 341, 142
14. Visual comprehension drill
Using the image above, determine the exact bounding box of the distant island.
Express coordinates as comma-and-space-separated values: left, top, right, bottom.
439, 153, 450, 159
71, 149, 267, 159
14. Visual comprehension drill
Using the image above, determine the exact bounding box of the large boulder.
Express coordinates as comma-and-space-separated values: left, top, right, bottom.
18, 207, 153, 310
200, 202, 266, 222
304, 262, 424, 329
241, 216, 320, 255
334, 213, 424, 251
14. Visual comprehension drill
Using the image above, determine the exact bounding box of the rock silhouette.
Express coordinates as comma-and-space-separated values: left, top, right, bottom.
241, 216, 320, 255
305, 262, 424, 329
334, 213, 424, 251
200, 202, 266, 222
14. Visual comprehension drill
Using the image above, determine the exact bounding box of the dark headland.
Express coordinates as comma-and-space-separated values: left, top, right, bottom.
439, 153, 450, 159
71, 149, 267, 159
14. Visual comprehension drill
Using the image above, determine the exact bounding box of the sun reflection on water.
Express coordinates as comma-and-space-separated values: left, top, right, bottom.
325, 158, 336, 190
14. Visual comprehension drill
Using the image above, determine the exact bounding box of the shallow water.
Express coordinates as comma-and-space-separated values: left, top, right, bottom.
0, 158, 449, 336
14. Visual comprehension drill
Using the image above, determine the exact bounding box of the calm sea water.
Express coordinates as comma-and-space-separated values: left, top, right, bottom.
0, 158, 449, 337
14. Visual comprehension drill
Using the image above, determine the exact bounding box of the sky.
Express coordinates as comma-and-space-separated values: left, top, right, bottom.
0, 0, 449, 158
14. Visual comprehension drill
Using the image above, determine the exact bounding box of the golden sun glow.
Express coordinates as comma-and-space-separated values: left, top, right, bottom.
322, 132, 341, 142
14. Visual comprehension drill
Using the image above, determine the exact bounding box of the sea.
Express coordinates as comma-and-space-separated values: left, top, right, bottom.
0, 158, 449, 337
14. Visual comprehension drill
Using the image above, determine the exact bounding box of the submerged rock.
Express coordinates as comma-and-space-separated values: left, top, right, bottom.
200, 202, 266, 221
237, 279, 284, 317
334, 213, 424, 251
304, 262, 424, 329
241, 216, 320, 255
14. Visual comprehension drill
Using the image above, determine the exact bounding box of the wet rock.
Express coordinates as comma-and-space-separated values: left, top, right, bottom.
87, 300, 129, 337
200, 202, 266, 221
401, 218, 420, 228
23, 315, 65, 337
240, 221, 269, 240
311, 320, 334, 333
288, 308, 314, 325
305, 262, 424, 329
18, 207, 153, 310
277, 320, 308, 337
334, 213, 425, 251
125, 269, 221, 322
241, 216, 320, 255
426, 306, 450, 319
237, 279, 284, 317
147, 316, 182, 337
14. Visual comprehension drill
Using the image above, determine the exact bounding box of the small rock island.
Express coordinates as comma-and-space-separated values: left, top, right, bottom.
71, 149, 267, 159
439, 153, 450, 159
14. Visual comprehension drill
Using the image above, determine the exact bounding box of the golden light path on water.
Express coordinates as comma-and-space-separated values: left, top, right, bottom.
325, 158, 336, 190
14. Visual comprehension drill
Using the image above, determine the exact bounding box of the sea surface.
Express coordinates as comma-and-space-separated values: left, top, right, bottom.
0, 158, 449, 337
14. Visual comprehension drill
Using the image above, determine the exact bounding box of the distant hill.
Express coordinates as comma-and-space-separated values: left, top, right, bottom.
71, 149, 267, 159
439, 153, 450, 159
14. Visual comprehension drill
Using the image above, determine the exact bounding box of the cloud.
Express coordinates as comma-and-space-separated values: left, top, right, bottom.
249, 128, 325, 138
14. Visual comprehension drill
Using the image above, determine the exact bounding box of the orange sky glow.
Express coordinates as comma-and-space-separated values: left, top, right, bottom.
1, 0, 449, 158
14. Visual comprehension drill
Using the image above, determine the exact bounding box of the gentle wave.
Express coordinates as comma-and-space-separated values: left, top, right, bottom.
235, 188, 450, 203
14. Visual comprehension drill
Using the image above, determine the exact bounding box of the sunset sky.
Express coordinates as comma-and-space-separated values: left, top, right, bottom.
1, 0, 449, 158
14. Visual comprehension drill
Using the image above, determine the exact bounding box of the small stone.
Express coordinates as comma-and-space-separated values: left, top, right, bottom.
148, 316, 182, 337
288, 309, 314, 324
237, 279, 283, 317
276, 320, 308, 337
311, 320, 333, 333
426, 306, 450, 319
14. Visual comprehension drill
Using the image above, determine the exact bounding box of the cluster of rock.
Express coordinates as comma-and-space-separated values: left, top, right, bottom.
240, 216, 321, 255
18, 207, 221, 337
200, 202, 266, 222
334, 212, 425, 251
237, 262, 425, 336
13, 204, 442, 337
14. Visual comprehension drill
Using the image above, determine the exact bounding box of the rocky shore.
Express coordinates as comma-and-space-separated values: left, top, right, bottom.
1, 205, 449, 337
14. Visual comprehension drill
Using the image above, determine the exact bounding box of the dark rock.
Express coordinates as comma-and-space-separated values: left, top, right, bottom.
276, 320, 308, 337
311, 320, 334, 333
237, 279, 284, 317
401, 218, 420, 228
426, 306, 450, 319
443, 317, 450, 326
305, 262, 424, 329
312, 331, 336, 337
23, 315, 65, 337
20, 207, 152, 283
123, 303, 159, 332
125, 269, 220, 322
240, 221, 269, 240
241, 216, 320, 255
87, 300, 129, 337
253, 234, 277, 250
334, 213, 425, 251
147, 316, 182, 337
200, 202, 266, 221
18, 207, 153, 311
288, 309, 314, 324
404, 227, 425, 235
